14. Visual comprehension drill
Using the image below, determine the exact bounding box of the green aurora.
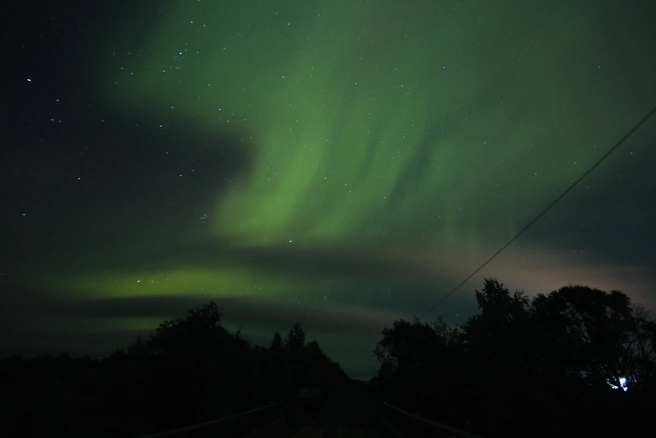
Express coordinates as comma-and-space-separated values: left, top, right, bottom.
5, 0, 656, 376
81, 1, 653, 297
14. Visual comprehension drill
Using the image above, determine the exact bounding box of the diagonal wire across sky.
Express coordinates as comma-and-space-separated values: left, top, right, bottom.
419, 104, 656, 319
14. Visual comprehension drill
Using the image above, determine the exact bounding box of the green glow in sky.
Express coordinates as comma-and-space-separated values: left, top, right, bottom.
5, 0, 656, 377
101, 1, 643, 255
71, 0, 655, 310
53, 267, 259, 299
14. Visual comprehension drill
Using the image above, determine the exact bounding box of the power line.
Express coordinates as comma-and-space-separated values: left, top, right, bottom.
419, 104, 656, 319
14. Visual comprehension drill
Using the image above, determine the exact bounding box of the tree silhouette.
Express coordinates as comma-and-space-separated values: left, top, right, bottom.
372, 316, 467, 425
625, 304, 656, 390
1, 301, 351, 437
372, 278, 656, 437
531, 285, 634, 387
463, 278, 532, 395
148, 300, 228, 358
373, 319, 444, 376
285, 323, 306, 353
269, 331, 284, 352
465, 278, 530, 342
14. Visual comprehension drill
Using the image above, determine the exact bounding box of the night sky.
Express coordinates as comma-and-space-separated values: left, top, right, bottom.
3, 0, 656, 378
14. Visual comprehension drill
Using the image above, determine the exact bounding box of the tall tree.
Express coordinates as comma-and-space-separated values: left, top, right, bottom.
269, 331, 284, 352
285, 323, 306, 352
463, 278, 530, 369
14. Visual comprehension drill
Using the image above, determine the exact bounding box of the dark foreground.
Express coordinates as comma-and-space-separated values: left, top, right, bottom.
141, 381, 474, 438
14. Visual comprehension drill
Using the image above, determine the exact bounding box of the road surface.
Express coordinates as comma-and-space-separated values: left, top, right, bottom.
248, 382, 401, 438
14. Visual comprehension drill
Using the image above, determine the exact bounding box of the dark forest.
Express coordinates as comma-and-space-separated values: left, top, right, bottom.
2, 279, 654, 437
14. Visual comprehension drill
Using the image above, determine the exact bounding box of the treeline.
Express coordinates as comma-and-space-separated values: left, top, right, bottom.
370, 278, 656, 437
0, 301, 348, 437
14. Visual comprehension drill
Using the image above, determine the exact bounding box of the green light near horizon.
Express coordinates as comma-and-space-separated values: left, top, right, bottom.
48, 267, 259, 299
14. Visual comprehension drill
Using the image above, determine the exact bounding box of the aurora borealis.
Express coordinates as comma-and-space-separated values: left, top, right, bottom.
3, 0, 656, 377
